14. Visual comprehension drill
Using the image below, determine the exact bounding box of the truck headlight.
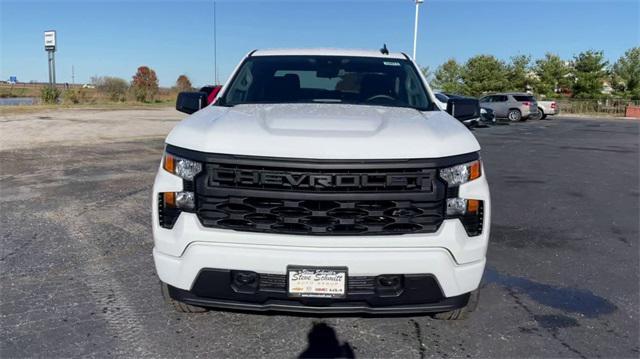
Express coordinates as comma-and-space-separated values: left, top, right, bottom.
439, 160, 481, 186
159, 151, 201, 229
441, 159, 484, 236
163, 152, 202, 180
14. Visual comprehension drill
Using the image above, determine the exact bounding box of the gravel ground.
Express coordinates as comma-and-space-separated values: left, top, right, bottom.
1, 108, 638, 358
0, 108, 180, 151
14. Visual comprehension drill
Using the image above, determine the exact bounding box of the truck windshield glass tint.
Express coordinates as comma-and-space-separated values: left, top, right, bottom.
222, 56, 432, 110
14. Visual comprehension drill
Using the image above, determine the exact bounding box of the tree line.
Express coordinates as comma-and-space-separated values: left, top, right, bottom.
425, 47, 639, 100
41, 65, 194, 104
90, 67, 194, 102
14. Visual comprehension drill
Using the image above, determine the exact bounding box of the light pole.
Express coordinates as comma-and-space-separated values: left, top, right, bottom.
412, 0, 424, 61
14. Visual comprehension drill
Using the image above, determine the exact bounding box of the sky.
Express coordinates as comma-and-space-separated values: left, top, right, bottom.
1, 0, 638, 87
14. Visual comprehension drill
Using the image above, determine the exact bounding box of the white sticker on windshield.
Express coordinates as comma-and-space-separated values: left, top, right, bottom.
383, 61, 401, 66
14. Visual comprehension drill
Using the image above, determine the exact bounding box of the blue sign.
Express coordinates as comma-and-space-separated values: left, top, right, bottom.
9, 76, 17, 83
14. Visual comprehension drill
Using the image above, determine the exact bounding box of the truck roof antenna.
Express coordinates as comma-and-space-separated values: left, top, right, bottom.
380, 44, 389, 55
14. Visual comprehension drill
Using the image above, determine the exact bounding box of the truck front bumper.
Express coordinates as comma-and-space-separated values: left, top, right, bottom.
154, 240, 485, 313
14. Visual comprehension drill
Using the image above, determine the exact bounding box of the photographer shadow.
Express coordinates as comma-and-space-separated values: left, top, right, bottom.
299, 322, 355, 359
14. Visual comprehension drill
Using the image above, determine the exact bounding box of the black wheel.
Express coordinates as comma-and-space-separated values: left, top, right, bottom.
537, 108, 547, 120
507, 109, 522, 122
531, 108, 544, 120
161, 282, 208, 313
433, 289, 480, 320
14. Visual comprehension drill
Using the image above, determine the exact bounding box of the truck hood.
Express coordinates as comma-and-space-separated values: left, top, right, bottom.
165, 104, 480, 159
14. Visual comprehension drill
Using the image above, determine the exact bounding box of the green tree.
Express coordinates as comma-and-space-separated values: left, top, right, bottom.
572, 50, 608, 99
506, 55, 532, 92
461, 55, 508, 96
611, 47, 640, 99
533, 53, 571, 97
131, 66, 159, 102
432, 59, 464, 93
175, 75, 193, 92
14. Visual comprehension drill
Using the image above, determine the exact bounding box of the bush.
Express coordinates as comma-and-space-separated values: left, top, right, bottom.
62, 88, 88, 104
94, 76, 129, 102
40, 86, 61, 104
63, 89, 80, 104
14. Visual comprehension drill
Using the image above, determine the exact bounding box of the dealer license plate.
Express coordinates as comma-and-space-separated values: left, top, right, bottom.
287, 267, 347, 298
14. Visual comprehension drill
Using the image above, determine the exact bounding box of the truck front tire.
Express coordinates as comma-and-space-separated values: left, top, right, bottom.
432, 289, 479, 320
161, 282, 208, 313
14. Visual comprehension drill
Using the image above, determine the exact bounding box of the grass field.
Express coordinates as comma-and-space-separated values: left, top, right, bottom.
0, 82, 179, 112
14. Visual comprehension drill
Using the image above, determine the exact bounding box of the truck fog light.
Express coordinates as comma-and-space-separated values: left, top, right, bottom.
446, 198, 467, 216
163, 192, 176, 208
446, 198, 484, 236
159, 193, 180, 229
175, 191, 195, 210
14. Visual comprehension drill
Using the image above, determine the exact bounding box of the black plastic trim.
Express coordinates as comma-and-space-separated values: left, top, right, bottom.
165, 144, 479, 170
166, 268, 470, 314
168, 289, 470, 314
197, 186, 443, 201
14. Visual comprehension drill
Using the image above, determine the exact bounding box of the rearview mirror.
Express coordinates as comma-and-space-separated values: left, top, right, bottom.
176, 92, 208, 114
446, 98, 480, 122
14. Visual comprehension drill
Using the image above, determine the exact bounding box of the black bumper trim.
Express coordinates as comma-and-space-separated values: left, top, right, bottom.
169, 286, 469, 314
166, 269, 471, 315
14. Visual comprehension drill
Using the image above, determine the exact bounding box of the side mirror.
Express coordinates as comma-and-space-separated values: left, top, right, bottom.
446, 98, 480, 122
176, 91, 208, 114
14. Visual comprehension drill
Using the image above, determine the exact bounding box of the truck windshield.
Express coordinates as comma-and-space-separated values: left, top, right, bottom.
220, 56, 434, 111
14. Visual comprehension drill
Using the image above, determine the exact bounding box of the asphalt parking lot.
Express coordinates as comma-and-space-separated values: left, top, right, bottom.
1, 109, 638, 358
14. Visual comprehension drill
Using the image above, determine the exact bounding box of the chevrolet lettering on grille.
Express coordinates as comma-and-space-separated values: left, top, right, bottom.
209, 168, 433, 191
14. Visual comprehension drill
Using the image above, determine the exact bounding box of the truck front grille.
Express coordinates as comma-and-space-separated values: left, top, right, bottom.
183, 152, 453, 236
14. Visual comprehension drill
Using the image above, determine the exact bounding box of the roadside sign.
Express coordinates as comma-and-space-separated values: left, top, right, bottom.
9, 76, 17, 83
44, 30, 56, 51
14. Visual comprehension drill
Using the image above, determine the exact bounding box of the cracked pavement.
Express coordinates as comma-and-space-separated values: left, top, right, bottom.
1, 108, 638, 358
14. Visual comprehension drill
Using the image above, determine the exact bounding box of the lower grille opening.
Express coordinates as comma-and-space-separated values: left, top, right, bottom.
197, 196, 445, 235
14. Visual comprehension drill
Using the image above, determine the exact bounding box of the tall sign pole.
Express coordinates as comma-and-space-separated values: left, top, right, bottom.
44, 30, 57, 85
412, 0, 423, 61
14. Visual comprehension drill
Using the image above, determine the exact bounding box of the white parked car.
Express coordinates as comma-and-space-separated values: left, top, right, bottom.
153, 48, 491, 319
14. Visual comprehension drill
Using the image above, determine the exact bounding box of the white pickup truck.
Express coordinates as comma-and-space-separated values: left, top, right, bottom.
153, 48, 491, 319
535, 100, 559, 120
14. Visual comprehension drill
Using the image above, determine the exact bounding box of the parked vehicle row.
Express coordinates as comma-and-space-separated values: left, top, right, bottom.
437, 91, 558, 124
435, 92, 495, 128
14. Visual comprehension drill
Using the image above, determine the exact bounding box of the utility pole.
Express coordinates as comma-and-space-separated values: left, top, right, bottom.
412, 0, 424, 61
72, 65, 75, 85
213, 0, 218, 85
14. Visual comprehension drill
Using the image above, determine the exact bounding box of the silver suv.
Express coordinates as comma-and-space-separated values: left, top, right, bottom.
479, 93, 539, 122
